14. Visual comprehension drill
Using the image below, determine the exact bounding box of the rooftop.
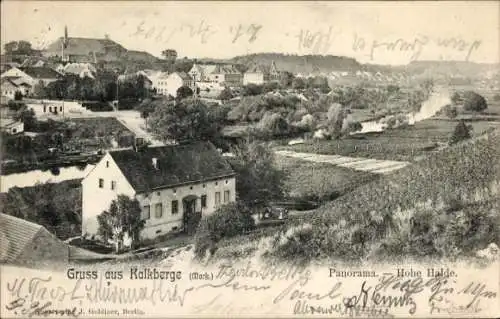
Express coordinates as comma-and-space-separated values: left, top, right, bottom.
20, 67, 63, 79
109, 141, 235, 193
0, 213, 43, 263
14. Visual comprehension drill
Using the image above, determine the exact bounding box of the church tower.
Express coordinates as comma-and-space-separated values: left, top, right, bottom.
61, 26, 69, 62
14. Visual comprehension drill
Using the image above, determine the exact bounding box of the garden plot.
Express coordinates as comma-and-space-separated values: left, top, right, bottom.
275, 150, 410, 174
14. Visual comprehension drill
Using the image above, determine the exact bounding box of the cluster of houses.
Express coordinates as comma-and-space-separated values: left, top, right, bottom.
129, 61, 281, 99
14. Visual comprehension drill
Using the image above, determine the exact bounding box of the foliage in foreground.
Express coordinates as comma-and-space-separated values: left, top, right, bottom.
211, 129, 500, 264
97, 195, 145, 252
1, 180, 82, 239
194, 202, 256, 259
229, 141, 287, 207
269, 129, 500, 263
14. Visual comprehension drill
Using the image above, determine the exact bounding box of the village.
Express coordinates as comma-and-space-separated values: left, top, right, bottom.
1, 23, 500, 268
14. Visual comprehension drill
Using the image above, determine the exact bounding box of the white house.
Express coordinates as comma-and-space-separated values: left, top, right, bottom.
58, 63, 97, 79
1, 67, 62, 87
166, 72, 194, 97
0, 119, 24, 134
81, 141, 236, 243
188, 64, 217, 82
1, 78, 21, 100
25, 100, 90, 117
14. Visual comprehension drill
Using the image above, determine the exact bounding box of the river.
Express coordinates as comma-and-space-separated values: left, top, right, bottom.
1, 164, 95, 193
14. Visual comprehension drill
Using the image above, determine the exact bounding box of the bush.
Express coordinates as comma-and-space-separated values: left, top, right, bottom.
493, 94, 500, 102
449, 120, 472, 145
194, 202, 256, 259
442, 104, 458, 119
257, 112, 291, 137
241, 84, 263, 96
14, 91, 23, 101
463, 91, 487, 112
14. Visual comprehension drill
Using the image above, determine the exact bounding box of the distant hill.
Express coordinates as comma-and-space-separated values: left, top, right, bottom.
404, 60, 500, 79
227, 53, 361, 75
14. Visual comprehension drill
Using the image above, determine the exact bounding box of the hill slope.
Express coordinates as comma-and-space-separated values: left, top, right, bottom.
228, 53, 361, 74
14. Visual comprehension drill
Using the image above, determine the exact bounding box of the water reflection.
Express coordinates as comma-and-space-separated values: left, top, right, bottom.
1, 164, 95, 192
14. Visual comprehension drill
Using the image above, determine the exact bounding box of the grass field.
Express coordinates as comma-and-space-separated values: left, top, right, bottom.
275, 156, 377, 202
276, 119, 500, 161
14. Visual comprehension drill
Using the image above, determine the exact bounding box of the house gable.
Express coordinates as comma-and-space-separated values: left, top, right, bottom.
1, 67, 32, 81
82, 152, 135, 194
81, 152, 136, 236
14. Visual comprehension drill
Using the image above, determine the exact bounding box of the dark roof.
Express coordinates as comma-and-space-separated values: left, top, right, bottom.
20, 67, 62, 79
246, 64, 270, 74
212, 64, 240, 74
0, 78, 19, 88
175, 72, 192, 81
0, 213, 43, 263
109, 141, 235, 192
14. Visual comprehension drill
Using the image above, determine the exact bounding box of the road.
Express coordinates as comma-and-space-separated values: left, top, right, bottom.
275, 150, 410, 174
64, 110, 165, 146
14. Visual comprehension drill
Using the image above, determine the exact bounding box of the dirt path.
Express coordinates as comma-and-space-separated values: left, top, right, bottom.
275, 150, 410, 174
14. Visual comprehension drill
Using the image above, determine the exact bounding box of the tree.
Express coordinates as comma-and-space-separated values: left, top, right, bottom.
218, 87, 233, 101
97, 195, 145, 252
326, 103, 347, 139
194, 201, 256, 259
3, 40, 35, 55
241, 83, 263, 96
345, 120, 362, 134
161, 49, 178, 62
32, 80, 46, 98
14, 106, 36, 131
172, 59, 193, 73
263, 81, 279, 93
279, 71, 295, 88
451, 92, 462, 105
4, 41, 17, 54
442, 105, 458, 119
16, 41, 34, 55
135, 98, 156, 119
148, 98, 222, 143
230, 141, 286, 207
257, 112, 290, 138
176, 86, 194, 101
14, 91, 23, 101
449, 120, 472, 145
292, 77, 306, 90
463, 91, 487, 112
386, 84, 400, 95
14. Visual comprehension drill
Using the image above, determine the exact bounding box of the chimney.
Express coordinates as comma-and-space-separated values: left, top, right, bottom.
152, 157, 159, 170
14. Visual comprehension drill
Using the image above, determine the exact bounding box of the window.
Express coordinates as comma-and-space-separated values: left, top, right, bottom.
142, 205, 150, 220
215, 192, 221, 206
155, 203, 163, 218
224, 190, 230, 203
106, 161, 109, 168
171, 200, 178, 214
111, 181, 116, 190
60, 106, 63, 112
98, 178, 104, 188
201, 195, 207, 208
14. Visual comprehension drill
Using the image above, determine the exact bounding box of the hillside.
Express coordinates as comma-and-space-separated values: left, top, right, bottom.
228, 53, 361, 74
212, 128, 500, 263
404, 60, 500, 79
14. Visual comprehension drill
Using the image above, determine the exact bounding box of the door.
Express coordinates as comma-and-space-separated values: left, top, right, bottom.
183, 195, 200, 234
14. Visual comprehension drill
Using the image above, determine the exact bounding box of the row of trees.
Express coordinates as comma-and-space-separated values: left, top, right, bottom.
33, 73, 150, 103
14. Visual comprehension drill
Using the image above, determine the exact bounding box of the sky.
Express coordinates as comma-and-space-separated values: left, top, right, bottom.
1, 1, 499, 65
